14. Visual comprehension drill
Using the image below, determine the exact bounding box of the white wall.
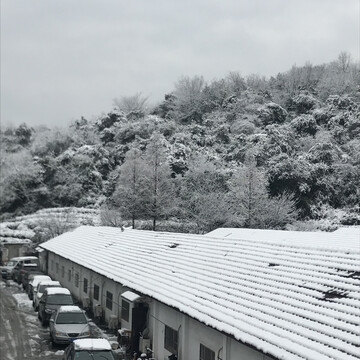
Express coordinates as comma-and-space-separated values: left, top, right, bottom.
150, 300, 274, 360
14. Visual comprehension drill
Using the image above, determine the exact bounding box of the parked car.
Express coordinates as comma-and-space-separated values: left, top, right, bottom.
38, 287, 74, 325
21, 266, 43, 290
27, 274, 51, 299
49, 305, 91, 345
1, 256, 39, 280
33, 280, 61, 311
63, 338, 116, 360
11, 257, 40, 282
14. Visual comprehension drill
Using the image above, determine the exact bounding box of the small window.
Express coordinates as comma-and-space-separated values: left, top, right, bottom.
106, 291, 113, 310
94, 284, 99, 301
68, 269, 71, 282
121, 299, 130, 322
164, 325, 178, 354
61, 266, 65, 278
75, 273, 79, 288
51, 260, 54, 271
200, 344, 215, 360
83, 278, 88, 293
55, 263, 59, 274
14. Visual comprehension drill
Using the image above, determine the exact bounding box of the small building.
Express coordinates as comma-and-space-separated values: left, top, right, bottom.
40, 226, 360, 360
0, 238, 32, 264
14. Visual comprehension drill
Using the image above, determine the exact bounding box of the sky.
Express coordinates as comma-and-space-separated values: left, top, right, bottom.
1, 0, 359, 128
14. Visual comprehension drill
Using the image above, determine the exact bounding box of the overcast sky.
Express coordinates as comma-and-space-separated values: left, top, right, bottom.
1, 0, 359, 128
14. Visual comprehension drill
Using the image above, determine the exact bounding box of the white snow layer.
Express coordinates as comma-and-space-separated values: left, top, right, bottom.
40, 226, 360, 360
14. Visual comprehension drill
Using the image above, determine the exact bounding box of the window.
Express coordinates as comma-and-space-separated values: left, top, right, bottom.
106, 291, 113, 310
121, 299, 130, 322
75, 273, 79, 288
200, 344, 215, 360
164, 325, 178, 354
61, 266, 65, 278
55, 263, 59, 274
94, 284, 99, 301
68, 269, 71, 282
51, 260, 54, 271
83, 278, 88, 293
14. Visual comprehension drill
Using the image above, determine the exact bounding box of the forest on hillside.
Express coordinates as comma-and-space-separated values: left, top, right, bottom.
1, 52, 359, 233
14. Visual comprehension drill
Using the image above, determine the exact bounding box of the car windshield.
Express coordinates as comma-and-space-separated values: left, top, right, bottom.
5, 261, 16, 267
47, 294, 73, 305
74, 350, 114, 360
56, 312, 87, 324
38, 284, 58, 293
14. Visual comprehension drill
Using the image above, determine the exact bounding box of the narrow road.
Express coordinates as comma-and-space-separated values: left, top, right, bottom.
0, 283, 33, 359
0, 282, 61, 360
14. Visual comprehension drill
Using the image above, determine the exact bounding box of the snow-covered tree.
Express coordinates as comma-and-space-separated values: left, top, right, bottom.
112, 147, 147, 228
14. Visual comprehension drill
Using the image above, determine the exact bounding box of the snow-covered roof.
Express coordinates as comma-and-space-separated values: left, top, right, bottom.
121, 290, 141, 302
0, 238, 31, 244
45, 287, 70, 295
58, 305, 82, 313
206, 227, 360, 250
73, 338, 112, 351
40, 226, 360, 360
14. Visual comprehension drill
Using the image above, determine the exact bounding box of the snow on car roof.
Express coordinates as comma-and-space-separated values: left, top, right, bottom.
22, 263, 38, 267
37, 280, 60, 287
45, 287, 70, 295
73, 338, 112, 351
58, 305, 82, 313
41, 226, 360, 360
30, 275, 51, 286
9, 256, 38, 261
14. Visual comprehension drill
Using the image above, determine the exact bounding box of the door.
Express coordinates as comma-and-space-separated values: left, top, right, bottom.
131, 304, 148, 353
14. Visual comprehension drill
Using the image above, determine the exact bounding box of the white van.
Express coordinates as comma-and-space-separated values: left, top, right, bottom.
0, 256, 39, 280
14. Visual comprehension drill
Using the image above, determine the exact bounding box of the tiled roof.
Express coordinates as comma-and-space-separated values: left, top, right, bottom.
40, 226, 360, 360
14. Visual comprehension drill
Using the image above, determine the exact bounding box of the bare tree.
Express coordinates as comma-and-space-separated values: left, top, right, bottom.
229, 154, 297, 229
113, 93, 148, 120
179, 156, 230, 233
100, 204, 123, 227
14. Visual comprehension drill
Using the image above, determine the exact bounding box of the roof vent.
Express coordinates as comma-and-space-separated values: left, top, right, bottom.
268, 263, 279, 267
322, 289, 348, 301
169, 243, 179, 249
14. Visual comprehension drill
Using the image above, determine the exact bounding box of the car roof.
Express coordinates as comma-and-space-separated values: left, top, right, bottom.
30, 275, 51, 284
9, 256, 38, 261
38, 280, 60, 287
22, 263, 38, 267
58, 305, 82, 313
73, 338, 112, 351
45, 287, 70, 295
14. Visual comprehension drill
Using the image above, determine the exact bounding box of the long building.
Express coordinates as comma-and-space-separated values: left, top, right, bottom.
39, 226, 360, 360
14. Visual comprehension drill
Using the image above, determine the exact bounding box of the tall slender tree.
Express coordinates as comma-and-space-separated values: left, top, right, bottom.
112, 147, 146, 228
142, 133, 175, 230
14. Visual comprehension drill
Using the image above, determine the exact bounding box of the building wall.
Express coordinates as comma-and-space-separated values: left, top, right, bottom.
1, 243, 27, 262
46, 252, 272, 360
152, 301, 273, 360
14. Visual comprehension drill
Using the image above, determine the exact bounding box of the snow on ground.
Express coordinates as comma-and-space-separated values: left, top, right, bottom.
13, 293, 34, 310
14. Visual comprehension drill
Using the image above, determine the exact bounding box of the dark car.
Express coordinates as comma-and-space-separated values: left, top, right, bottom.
22, 269, 44, 290
33, 280, 61, 311
63, 338, 115, 360
27, 274, 51, 299
1, 256, 38, 280
17, 263, 41, 285
38, 287, 74, 326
